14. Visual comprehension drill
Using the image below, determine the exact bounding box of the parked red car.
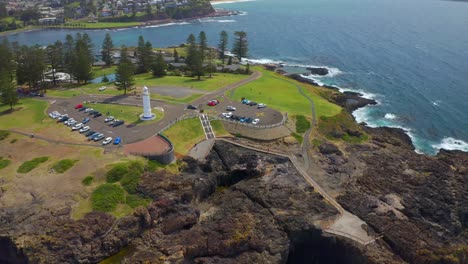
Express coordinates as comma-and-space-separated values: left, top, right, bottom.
207, 99, 219, 106
75, 103, 83, 109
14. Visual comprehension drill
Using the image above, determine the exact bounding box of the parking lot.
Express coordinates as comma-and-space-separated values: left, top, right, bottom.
201, 97, 284, 126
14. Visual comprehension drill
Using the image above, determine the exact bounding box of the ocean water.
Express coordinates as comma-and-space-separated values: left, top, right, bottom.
3, 0, 468, 155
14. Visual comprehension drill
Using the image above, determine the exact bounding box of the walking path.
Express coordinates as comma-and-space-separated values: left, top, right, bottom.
216, 138, 376, 245
199, 114, 215, 139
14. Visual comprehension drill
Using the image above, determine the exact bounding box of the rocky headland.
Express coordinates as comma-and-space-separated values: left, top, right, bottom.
0, 66, 467, 263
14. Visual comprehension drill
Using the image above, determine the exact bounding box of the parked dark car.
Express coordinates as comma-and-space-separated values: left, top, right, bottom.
88, 110, 97, 115
85, 130, 95, 137
57, 116, 69, 123
112, 120, 125, 127
248, 101, 257, 106
93, 112, 102, 118
82, 117, 90, 124
187, 105, 197, 110
245, 117, 253, 123
79, 106, 88, 112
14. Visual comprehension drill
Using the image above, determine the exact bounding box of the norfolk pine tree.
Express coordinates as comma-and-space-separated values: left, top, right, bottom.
218, 31, 228, 65
0, 72, 18, 110
101, 33, 114, 66
232, 31, 248, 61
198, 31, 207, 63
115, 46, 135, 95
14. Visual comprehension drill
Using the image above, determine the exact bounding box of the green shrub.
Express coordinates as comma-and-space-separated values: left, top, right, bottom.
17, 157, 49, 173
106, 163, 129, 183
295, 115, 311, 133
146, 160, 163, 172
82, 176, 94, 186
91, 184, 125, 212
10, 139, 17, 143
291, 133, 303, 144
120, 170, 140, 194
128, 160, 144, 174
0, 157, 11, 170
126, 194, 151, 208
51, 159, 78, 173
0, 130, 10, 141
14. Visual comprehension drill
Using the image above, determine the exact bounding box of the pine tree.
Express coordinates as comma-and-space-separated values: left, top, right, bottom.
73, 34, 93, 83
232, 31, 248, 61
218, 31, 228, 65
0, 72, 18, 110
173, 48, 179, 63
46, 41, 64, 86
191, 50, 204, 80
63, 34, 75, 82
101, 33, 114, 66
152, 52, 167, 77
115, 46, 135, 95
16, 45, 46, 89
198, 31, 207, 63
185, 34, 198, 70
136, 36, 153, 73
0, 38, 15, 81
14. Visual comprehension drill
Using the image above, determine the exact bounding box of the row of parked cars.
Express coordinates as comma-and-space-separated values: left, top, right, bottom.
220, 112, 260, 125
77, 104, 125, 127
49, 109, 121, 145
242, 99, 266, 109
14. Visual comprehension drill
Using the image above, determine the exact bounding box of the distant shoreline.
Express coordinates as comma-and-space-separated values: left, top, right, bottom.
0, 9, 238, 36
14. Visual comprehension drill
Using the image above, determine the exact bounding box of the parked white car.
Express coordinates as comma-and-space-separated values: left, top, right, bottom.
67, 120, 77, 126
257, 103, 267, 109
221, 112, 233, 118
226, 106, 237, 111
84, 108, 93, 113
64, 118, 75, 125
102, 137, 113, 145
99, 86, 107, 91
104, 116, 115, 123
252, 118, 260, 125
79, 126, 90, 133
72, 123, 84, 130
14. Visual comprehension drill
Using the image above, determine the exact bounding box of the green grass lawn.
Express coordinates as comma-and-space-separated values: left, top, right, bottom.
134, 72, 249, 92
58, 22, 140, 29
162, 118, 205, 155
86, 103, 163, 126
17, 156, 49, 173
93, 66, 117, 78
211, 120, 231, 137
230, 67, 341, 118
0, 99, 49, 130
51, 159, 79, 173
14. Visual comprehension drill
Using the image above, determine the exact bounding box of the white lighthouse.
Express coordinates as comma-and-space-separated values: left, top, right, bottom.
140, 86, 156, 121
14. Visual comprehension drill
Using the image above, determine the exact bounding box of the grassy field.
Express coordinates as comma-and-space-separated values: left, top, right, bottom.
211, 120, 231, 137
162, 118, 205, 155
134, 72, 249, 92
318, 110, 369, 143
0, 99, 49, 130
57, 22, 140, 29
93, 66, 117, 78
87, 103, 163, 126
230, 67, 341, 118
0, 157, 11, 170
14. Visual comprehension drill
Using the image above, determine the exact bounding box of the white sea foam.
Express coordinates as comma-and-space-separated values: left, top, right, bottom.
432, 137, 468, 152
142, 22, 191, 28
211, 0, 256, 5
432, 100, 441, 107
199, 18, 236, 23
243, 58, 343, 78
384, 113, 397, 120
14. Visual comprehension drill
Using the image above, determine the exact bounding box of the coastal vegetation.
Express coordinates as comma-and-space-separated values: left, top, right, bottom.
81, 176, 94, 186
17, 156, 49, 173
0, 130, 10, 141
318, 110, 368, 143
51, 159, 78, 173
295, 115, 311, 133
91, 183, 126, 212
0, 157, 11, 170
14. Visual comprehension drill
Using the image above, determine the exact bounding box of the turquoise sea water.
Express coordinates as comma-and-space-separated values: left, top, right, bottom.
3, 0, 468, 154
